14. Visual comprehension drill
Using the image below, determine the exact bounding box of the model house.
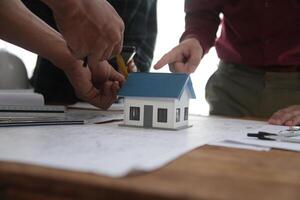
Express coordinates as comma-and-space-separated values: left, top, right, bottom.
118, 73, 196, 130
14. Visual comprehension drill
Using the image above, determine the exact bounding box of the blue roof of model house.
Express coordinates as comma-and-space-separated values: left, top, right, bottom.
118, 73, 196, 99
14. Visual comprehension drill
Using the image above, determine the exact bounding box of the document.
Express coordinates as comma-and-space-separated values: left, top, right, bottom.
228, 125, 300, 152
0, 116, 266, 178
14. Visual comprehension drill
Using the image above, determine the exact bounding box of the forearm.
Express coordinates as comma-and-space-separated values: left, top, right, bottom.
181, 0, 222, 54
0, 0, 76, 71
39, 0, 78, 15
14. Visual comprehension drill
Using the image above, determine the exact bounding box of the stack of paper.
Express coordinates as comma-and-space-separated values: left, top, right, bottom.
0, 90, 80, 126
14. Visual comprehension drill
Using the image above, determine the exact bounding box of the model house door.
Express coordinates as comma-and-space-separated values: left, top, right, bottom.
143, 105, 153, 128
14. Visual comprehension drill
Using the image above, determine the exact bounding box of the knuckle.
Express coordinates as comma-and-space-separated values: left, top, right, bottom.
109, 31, 123, 44
116, 32, 123, 42
112, 42, 122, 55
119, 19, 125, 31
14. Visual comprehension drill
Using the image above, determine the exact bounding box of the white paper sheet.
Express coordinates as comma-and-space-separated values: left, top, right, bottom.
228, 125, 300, 152
0, 116, 266, 177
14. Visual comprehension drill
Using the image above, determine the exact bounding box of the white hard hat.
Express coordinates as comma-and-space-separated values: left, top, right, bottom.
0, 50, 29, 89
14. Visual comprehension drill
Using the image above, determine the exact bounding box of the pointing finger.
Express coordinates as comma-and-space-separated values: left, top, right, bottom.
154, 47, 182, 70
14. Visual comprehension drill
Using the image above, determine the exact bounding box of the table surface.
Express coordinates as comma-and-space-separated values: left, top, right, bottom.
1, 145, 300, 200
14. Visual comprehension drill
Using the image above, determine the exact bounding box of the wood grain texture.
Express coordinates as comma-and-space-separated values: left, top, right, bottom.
1, 146, 300, 200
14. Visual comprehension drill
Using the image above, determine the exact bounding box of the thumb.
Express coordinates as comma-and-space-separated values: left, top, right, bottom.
109, 66, 125, 82
93, 61, 125, 82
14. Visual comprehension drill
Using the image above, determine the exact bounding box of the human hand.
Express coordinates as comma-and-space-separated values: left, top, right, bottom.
43, 0, 124, 68
154, 38, 203, 73
0, 0, 124, 109
268, 105, 300, 126
49, 37, 125, 109
60, 57, 124, 109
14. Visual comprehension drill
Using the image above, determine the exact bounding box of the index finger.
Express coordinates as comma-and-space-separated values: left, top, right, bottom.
154, 50, 179, 70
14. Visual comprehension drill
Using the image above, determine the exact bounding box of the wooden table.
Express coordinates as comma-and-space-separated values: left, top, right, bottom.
1, 145, 300, 200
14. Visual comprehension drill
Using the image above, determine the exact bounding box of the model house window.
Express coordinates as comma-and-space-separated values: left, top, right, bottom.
157, 108, 168, 123
176, 108, 180, 122
130, 107, 140, 121
184, 107, 189, 121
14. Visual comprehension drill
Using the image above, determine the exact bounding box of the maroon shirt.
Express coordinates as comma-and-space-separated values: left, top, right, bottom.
181, 0, 300, 66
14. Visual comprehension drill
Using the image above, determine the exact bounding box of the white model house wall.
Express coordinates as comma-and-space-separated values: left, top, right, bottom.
124, 97, 176, 129
173, 89, 190, 129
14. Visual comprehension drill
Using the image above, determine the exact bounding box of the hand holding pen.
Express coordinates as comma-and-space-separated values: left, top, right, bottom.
82, 46, 136, 79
